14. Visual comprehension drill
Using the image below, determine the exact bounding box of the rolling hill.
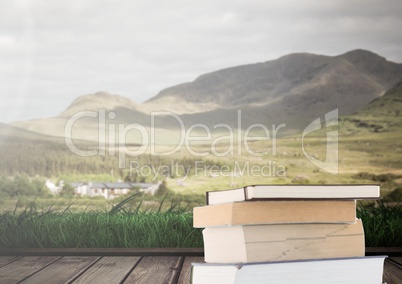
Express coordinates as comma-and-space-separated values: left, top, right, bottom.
342, 80, 402, 133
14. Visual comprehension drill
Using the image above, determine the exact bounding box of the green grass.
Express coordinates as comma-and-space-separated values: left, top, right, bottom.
0, 199, 400, 248
0, 194, 204, 248
357, 201, 402, 247
0, 209, 203, 248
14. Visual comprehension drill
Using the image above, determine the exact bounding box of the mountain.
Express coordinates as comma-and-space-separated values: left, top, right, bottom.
12, 49, 402, 142
148, 49, 402, 134
355, 80, 402, 118
13, 92, 153, 141
147, 49, 402, 115
342, 80, 402, 133
59, 91, 141, 117
0, 123, 59, 143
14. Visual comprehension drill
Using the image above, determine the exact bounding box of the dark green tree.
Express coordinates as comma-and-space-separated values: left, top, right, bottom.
60, 183, 75, 198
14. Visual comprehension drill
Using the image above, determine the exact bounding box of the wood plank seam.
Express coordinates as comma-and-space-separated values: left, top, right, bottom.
0, 256, 22, 268
17, 256, 63, 283
66, 256, 103, 284
383, 258, 402, 284
121, 256, 183, 283
176, 256, 204, 284
118, 256, 143, 284
387, 258, 402, 268
171, 257, 185, 284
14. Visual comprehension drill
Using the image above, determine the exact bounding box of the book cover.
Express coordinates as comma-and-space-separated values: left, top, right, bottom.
194, 200, 357, 227
206, 184, 380, 205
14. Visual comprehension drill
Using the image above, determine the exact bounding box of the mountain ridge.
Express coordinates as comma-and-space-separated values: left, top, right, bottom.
146, 49, 401, 111
11, 49, 402, 141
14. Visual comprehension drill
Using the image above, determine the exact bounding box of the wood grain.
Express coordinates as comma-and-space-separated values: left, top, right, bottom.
0, 256, 60, 283
0, 253, 398, 284
0, 256, 20, 267
177, 256, 203, 284
72, 256, 141, 284
390, 257, 402, 265
123, 256, 183, 284
383, 258, 402, 284
19, 256, 99, 284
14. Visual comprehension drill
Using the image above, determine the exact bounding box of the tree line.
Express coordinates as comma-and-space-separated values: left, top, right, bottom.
0, 138, 226, 180
0, 174, 49, 198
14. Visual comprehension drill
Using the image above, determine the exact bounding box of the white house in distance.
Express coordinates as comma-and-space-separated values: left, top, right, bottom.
45, 180, 60, 195
46, 181, 161, 199
71, 182, 161, 199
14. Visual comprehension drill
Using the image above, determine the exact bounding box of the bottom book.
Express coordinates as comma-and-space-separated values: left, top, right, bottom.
191, 256, 386, 284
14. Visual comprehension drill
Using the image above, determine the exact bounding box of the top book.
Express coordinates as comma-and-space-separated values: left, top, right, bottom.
206, 184, 380, 205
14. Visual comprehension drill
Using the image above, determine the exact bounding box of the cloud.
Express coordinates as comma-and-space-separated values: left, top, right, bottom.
0, 0, 401, 122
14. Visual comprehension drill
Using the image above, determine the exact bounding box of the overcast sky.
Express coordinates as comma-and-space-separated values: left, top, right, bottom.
1, 0, 401, 122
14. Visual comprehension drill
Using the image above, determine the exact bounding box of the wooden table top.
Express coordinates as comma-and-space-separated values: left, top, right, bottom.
0, 255, 200, 283
0, 248, 400, 283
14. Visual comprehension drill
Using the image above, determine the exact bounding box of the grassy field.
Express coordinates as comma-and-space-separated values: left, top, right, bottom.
1, 99, 402, 204
161, 127, 402, 200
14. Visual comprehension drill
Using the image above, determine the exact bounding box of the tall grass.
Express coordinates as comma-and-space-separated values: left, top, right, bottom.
0, 211, 203, 248
0, 198, 400, 248
357, 201, 402, 247
0, 195, 203, 248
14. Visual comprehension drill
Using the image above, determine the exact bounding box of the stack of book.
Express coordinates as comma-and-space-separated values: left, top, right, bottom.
191, 184, 386, 284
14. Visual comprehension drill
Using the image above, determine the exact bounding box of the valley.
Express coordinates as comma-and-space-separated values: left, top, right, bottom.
1, 50, 402, 207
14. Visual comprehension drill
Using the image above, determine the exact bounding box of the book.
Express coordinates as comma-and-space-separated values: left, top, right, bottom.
206, 184, 380, 205
203, 219, 365, 263
191, 256, 386, 284
193, 200, 356, 227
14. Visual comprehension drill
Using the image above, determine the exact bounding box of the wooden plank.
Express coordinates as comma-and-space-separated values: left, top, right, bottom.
383, 258, 402, 284
123, 256, 182, 284
19, 256, 99, 284
0, 248, 204, 257
0, 256, 60, 283
0, 256, 20, 267
72, 257, 141, 284
390, 257, 402, 265
177, 256, 203, 284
